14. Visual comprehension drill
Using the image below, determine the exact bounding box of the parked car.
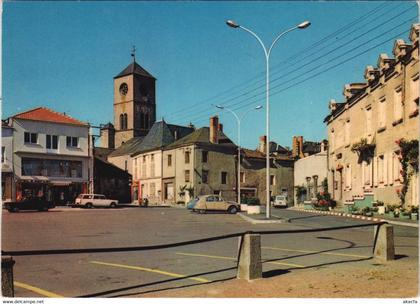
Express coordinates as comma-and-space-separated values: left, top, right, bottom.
193, 195, 239, 214
187, 197, 199, 210
3, 197, 55, 212
272, 195, 288, 208
74, 194, 118, 208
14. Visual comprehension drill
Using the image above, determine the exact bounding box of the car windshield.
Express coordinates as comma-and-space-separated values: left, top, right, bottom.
276, 196, 286, 200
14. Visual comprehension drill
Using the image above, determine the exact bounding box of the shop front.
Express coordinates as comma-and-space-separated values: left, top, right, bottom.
16, 178, 87, 205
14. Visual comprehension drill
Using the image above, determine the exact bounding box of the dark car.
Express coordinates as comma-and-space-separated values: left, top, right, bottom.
3, 197, 55, 212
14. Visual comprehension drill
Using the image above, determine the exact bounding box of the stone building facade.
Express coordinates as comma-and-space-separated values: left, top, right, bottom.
324, 24, 419, 208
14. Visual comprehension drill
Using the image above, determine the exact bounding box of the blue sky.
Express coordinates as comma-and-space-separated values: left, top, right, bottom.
2, 1, 418, 149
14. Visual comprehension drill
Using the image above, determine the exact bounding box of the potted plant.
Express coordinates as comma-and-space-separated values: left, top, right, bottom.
399, 207, 411, 219
247, 198, 261, 215
410, 206, 419, 220
376, 201, 386, 215
362, 206, 373, 217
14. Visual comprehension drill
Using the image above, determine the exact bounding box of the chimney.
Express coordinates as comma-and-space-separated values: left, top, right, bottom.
209, 116, 219, 144
258, 135, 267, 153
298, 136, 304, 158
292, 136, 304, 158
218, 123, 223, 133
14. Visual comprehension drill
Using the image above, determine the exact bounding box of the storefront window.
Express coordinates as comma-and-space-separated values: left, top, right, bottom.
21, 158, 82, 178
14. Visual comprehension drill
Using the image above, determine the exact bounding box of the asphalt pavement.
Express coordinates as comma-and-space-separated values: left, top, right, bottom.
2, 207, 418, 298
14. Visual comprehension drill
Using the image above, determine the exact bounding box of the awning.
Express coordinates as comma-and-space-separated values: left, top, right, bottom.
50, 181, 72, 186
19, 176, 49, 181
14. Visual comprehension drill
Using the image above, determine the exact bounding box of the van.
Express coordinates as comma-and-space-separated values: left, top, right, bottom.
273, 195, 288, 208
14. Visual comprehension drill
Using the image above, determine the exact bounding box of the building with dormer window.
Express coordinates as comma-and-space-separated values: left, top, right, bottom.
324, 24, 419, 209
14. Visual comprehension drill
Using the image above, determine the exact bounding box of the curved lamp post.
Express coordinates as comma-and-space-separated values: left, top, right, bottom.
226, 19, 310, 219
215, 105, 263, 206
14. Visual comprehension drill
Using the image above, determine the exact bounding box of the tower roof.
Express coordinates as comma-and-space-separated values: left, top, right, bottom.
114, 60, 156, 79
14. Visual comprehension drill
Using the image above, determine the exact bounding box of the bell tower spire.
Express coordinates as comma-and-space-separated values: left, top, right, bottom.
131, 45, 136, 63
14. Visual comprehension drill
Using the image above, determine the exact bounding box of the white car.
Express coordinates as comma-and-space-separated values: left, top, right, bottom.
272, 195, 288, 208
74, 194, 118, 208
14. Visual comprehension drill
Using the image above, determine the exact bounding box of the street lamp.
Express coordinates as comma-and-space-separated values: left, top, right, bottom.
215, 105, 262, 206
226, 19, 310, 219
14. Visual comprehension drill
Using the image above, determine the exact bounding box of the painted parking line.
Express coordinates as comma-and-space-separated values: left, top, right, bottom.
175, 252, 305, 268
14, 281, 64, 298
262, 246, 370, 259
90, 261, 210, 283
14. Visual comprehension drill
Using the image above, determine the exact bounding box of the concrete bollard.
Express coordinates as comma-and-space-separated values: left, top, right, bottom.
237, 233, 262, 280
2, 256, 15, 297
373, 224, 395, 261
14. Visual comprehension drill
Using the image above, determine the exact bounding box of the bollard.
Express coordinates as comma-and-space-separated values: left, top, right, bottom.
2, 256, 15, 297
237, 233, 262, 280
373, 224, 395, 261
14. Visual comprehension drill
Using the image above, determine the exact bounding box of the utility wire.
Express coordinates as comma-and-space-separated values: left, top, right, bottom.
164, 1, 393, 119
173, 13, 417, 123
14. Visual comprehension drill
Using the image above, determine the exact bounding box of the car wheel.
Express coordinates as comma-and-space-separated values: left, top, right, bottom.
110, 202, 117, 208
85, 203, 93, 209
228, 206, 238, 214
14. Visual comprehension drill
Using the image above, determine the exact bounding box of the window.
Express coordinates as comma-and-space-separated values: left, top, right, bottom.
1, 147, 5, 163
167, 154, 172, 167
202, 170, 209, 183
393, 87, 403, 124
344, 119, 350, 146
365, 107, 372, 136
345, 164, 352, 189
377, 155, 384, 184
150, 154, 154, 162
185, 170, 190, 182
185, 151, 190, 164
21, 158, 82, 177
270, 175, 276, 186
123, 114, 128, 130
362, 160, 372, 187
24, 132, 38, 144
66, 136, 78, 148
330, 129, 335, 151
202, 151, 208, 163
240, 172, 245, 183
410, 74, 419, 116
46, 135, 58, 150
133, 159, 137, 180
150, 183, 156, 197
393, 151, 402, 183
378, 97, 386, 131
221, 171, 227, 184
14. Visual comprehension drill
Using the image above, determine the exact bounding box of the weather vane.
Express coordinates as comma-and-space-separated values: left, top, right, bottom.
131, 45, 136, 62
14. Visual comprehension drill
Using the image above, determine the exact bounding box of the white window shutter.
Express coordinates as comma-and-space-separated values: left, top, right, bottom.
373, 156, 378, 187
383, 153, 388, 185
388, 152, 393, 185
361, 162, 365, 188
349, 164, 352, 190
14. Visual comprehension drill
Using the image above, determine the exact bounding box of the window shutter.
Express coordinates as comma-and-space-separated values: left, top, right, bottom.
373, 156, 378, 187
388, 152, 393, 185
349, 164, 352, 190
383, 153, 388, 185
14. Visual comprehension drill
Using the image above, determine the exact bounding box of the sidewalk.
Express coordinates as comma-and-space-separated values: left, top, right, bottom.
288, 206, 419, 228
236, 207, 419, 228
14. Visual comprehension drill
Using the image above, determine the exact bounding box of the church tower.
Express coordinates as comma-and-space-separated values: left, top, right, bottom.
113, 50, 156, 148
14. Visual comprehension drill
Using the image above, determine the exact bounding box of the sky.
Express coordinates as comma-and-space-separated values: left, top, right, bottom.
2, 1, 419, 150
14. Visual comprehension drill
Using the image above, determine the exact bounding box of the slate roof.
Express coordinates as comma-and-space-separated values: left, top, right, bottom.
131, 121, 194, 156
114, 60, 155, 79
302, 141, 321, 155
13, 107, 88, 126
108, 137, 145, 158
164, 127, 236, 150
94, 147, 115, 162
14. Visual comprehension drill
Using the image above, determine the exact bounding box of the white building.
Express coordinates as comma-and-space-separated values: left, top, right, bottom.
293, 143, 328, 205
2, 121, 14, 201
10, 107, 90, 204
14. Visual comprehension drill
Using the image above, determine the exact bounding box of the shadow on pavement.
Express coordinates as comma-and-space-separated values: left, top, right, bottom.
78, 266, 237, 298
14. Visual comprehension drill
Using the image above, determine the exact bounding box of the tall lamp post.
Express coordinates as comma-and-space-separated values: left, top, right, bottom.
226, 19, 310, 219
215, 105, 262, 205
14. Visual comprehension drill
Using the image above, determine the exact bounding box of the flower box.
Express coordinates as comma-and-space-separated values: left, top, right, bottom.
240, 204, 248, 212
377, 206, 386, 215
411, 213, 418, 221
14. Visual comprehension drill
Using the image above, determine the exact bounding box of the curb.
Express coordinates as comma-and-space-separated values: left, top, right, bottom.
237, 212, 290, 224
291, 208, 419, 228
